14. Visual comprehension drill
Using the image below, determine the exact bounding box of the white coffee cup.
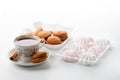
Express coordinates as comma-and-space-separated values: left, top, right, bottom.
14, 35, 45, 62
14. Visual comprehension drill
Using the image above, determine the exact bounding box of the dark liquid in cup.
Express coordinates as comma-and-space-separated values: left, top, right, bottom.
15, 38, 38, 46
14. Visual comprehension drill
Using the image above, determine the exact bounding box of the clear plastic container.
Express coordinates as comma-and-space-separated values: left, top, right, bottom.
56, 37, 111, 66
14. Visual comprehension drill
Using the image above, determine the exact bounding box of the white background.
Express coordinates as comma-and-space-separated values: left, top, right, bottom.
0, 0, 120, 80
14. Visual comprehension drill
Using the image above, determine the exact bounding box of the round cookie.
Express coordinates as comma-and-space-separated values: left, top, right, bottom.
37, 30, 51, 39
46, 36, 61, 45
52, 30, 68, 41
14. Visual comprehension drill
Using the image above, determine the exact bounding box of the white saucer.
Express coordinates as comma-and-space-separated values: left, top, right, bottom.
8, 47, 50, 66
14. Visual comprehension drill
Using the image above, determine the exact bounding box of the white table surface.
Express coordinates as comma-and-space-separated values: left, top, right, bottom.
0, 0, 120, 80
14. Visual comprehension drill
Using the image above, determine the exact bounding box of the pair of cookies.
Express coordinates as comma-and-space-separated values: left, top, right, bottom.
46, 30, 68, 45
31, 51, 48, 63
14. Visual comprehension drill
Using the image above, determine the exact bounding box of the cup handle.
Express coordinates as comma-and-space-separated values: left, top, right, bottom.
39, 38, 45, 49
